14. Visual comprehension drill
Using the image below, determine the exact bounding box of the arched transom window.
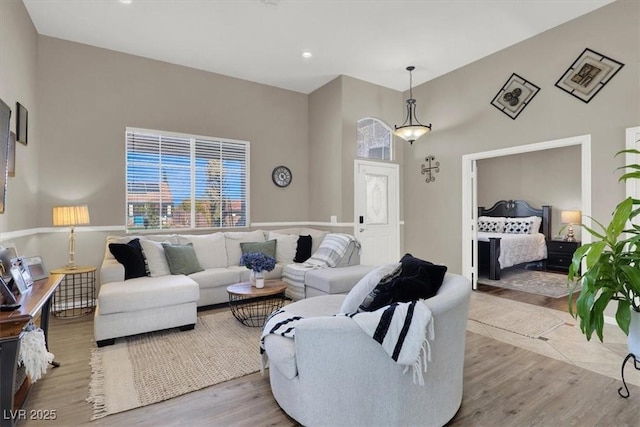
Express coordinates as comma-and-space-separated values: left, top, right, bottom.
357, 117, 393, 161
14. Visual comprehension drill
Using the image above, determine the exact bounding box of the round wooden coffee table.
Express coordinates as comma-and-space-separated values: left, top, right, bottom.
227, 280, 287, 327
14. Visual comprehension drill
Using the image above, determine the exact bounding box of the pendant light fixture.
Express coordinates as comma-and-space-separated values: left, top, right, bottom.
394, 66, 431, 144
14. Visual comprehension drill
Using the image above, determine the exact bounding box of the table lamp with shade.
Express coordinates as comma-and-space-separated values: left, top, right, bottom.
53, 205, 90, 269
561, 210, 581, 242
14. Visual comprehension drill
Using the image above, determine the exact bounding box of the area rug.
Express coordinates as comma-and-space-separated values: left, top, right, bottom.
468, 295, 565, 339
87, 311, 261, 420
477, 267, 580, 298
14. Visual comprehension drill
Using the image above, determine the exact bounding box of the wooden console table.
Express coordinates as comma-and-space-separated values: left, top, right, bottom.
0, 274, 63, 427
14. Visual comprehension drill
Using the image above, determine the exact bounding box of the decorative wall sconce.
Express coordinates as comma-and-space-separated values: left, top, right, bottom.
421, 155, 440, 183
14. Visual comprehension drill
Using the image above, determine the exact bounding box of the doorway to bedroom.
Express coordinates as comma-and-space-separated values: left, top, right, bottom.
461, 135, 592, 306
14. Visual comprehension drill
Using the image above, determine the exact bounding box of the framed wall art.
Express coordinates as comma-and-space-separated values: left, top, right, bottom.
8, 131, 15, 177
555, 48, 624, 103
0, 99, 10, 214
16, 102, 27, 145
490, 73, 540, 120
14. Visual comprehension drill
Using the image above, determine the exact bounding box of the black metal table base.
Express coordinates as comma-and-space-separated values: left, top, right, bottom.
618, 353, 640, 398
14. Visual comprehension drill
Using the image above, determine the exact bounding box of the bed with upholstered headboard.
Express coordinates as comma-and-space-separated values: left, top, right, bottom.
477, 200, 552, 280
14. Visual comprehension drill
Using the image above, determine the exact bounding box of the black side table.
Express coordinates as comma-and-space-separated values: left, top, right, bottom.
50, 266, 96, 317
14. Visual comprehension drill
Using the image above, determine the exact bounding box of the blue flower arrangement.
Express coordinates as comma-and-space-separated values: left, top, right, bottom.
240, 252, 276, 272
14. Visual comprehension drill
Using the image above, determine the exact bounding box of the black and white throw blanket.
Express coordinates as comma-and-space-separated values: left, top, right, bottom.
260, 301, 434, 385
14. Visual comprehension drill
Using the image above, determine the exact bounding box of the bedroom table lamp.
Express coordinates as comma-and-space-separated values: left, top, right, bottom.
561, 210, 581, 242
53, 205, 90, 269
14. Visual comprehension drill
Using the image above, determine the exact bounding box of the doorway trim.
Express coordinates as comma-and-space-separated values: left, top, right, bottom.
461, 135, 592, 288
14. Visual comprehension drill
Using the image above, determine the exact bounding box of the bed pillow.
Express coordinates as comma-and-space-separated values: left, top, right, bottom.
162, 243, 204, 275
294, 235, 312, 263
339, 263, 401, 314
504, 217, 537, 234
108, 238, 148, 280
477, 216, 506, 233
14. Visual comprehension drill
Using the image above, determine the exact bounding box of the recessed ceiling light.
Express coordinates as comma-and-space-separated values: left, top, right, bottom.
302, 51, 312, 59
119, 0, 132, 4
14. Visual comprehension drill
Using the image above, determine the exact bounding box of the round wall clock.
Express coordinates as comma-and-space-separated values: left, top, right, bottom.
272, 166, 292, 188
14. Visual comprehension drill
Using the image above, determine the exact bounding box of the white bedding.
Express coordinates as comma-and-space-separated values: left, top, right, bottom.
477, 232, 547, 269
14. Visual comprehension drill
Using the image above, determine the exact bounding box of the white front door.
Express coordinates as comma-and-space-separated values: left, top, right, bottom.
354, 160, 400, 265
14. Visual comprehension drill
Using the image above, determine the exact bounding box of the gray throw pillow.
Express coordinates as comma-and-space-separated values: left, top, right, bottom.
240, 239, 277, 259
162, 243, 204, 275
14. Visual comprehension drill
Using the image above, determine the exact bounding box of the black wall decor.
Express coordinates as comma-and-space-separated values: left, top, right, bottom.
491, 73, 540, 120
421, 155, 440, 183
16, 102, 27, 145
555, 48, 624, 103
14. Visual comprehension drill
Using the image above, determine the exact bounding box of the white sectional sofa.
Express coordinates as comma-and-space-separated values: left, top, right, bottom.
95, 227, 372, 346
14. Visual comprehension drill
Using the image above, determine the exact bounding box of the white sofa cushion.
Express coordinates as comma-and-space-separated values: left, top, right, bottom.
187, 268, 241, 290
305, 265, 376, 295
339, 263, 400, 314
224, 230, 265, 266
179, 233, 227, 269
98, 275, 199, 315
268, 232, 298, 264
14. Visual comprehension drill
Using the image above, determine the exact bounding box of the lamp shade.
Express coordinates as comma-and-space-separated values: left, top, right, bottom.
393, 125, 431, 143
561, 210, 581, 225
53, 205, 90, 227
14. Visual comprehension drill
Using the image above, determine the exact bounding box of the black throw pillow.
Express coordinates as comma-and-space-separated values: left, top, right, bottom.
358, 254, 447, 312
294, 235, 312, 263
109, 238, 148, 280
399, 253, 447, 299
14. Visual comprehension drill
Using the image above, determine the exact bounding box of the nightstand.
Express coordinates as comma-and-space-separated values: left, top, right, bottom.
50, 266, 96, 317
546, 240, 580, 273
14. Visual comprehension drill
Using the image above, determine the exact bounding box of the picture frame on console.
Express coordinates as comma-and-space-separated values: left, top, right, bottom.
24, 256, 49, 281
10, 257, 33, 295
0, 275, 17, 305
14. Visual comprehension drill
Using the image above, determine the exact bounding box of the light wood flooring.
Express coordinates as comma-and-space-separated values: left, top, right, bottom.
20, 296, 640, 427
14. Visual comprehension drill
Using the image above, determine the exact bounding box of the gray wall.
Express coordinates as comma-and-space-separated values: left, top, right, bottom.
35, 37, 309, 269
0, 0, 40, 257
1, 0, 638, 278
477, 145, 582, 240
403, 0, 639, 272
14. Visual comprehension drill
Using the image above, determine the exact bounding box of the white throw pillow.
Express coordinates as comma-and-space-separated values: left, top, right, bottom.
178, 233, 228, 269
224, 230, 266, 266
268, 232, 298, 264
339, 263, 401, 314
139, 239, 171, 277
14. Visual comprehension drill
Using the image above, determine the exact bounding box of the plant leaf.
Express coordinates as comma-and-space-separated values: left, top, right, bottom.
616, 300, 631, 335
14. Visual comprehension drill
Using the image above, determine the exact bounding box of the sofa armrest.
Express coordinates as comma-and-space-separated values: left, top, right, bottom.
100, 259, 125, 285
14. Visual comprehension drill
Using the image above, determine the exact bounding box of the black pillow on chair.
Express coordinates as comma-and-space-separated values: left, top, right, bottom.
109, 238, 148, 280
399, 253, 447, 299
358, 254, 447, 312
294, 235, 312, 263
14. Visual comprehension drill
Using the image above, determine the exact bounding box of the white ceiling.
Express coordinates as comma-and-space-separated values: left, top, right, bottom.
23, 0, 614, 94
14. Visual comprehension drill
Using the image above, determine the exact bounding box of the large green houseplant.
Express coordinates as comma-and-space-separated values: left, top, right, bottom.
568, 149, 640, 348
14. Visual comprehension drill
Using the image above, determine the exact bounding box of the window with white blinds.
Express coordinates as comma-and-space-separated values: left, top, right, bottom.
125, 128, 249, 231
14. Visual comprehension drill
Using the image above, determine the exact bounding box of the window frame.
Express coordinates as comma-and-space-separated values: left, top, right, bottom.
356, 117, 393, 162
125, 127, 250, 232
